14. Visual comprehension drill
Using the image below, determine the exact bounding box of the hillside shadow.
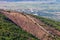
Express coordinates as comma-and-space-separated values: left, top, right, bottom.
3, 17, 18, 26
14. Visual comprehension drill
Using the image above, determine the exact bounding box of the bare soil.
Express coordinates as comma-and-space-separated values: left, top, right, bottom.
1, 10, 60, 40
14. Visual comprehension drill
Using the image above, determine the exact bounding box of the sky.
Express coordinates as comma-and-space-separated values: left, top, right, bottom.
0, 0, 60, 3
0, 0, 57, 2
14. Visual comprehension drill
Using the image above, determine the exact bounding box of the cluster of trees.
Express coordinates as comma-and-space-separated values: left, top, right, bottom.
0, 13, 39, 40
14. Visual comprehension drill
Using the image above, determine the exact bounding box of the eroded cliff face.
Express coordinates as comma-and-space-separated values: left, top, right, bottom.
0, 10, 54, 40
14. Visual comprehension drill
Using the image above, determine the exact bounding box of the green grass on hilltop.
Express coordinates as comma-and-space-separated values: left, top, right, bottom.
0, 13, 39, 40
32, 15, 60, 40
32, 15, 60, 31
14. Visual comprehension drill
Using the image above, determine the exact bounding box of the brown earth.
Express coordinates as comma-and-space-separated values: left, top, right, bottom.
0, 10, 59, 40
29, 15, 60, 37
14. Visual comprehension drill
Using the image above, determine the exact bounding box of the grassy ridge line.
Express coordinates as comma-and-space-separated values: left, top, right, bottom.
0, 13, 39, 40
31, 15, 60, 40
32, 15, 60, 31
